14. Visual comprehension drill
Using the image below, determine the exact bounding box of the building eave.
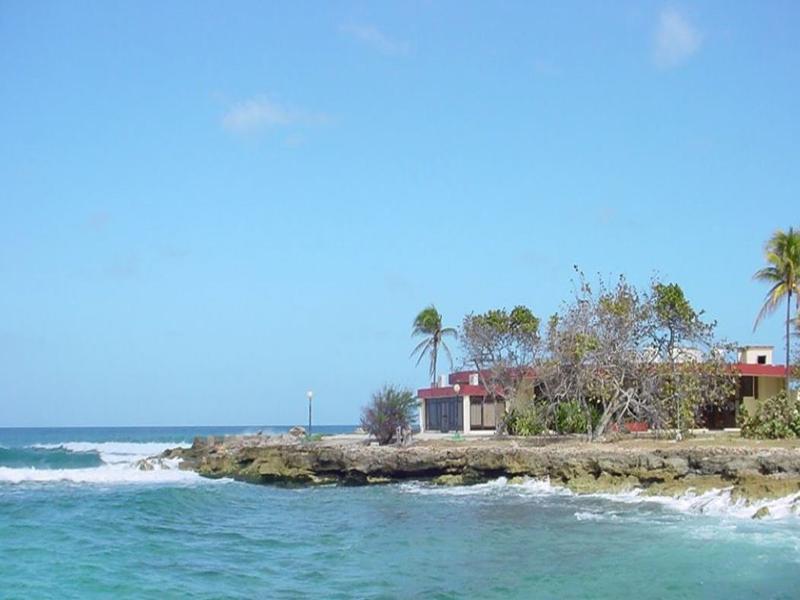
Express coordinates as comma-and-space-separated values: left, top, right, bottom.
417, 384, 487, 399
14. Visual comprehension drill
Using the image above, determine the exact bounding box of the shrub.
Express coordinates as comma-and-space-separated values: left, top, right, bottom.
554, 400, 601, 434
505, 403, 546, 436
739, 391, 800, 439
361, 385, 417, 445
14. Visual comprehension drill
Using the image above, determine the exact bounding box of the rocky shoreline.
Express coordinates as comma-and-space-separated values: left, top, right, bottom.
165, 434, 800, 515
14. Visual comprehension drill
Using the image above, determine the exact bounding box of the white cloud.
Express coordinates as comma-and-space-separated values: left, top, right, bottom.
341, 23, 409, 55
221, 97, 328, 135
653, 8, 702, 68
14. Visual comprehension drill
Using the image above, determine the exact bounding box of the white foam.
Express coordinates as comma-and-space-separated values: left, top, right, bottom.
574, 511, 619, 522
30, 441, 191, 464
401, 476, 800, 520
0, 441, 210, 486
400, 476, 570, 498
0, 456, 220, 486
592, 487, 800, 520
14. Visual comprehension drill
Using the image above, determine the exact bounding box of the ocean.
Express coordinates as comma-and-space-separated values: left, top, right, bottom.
1, 426, 799, 599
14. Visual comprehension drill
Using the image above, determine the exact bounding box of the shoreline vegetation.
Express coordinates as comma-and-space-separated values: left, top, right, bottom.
407, 228, 798, 442
163, 229, 800, 512
164, 432, 800, 517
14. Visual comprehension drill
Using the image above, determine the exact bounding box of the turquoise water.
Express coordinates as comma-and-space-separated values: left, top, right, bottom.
2, 428, 800, 598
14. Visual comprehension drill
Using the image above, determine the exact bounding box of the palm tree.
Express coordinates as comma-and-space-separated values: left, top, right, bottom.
753, 227, 800, 391
410, 305, 456, 386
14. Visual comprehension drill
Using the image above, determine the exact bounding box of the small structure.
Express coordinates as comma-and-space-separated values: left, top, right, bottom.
417, 371, 504, 433
703, 345, 788, 429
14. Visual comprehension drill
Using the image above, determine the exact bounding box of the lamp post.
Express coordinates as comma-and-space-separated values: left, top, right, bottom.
453, 383, 461, 395
307, 390, 313, 436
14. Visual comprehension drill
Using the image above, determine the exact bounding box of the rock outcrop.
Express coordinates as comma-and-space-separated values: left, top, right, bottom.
164, 435, 800, 502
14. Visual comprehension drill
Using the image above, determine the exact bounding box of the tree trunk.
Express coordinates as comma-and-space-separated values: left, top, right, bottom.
432, 339, 438, 387
593, 405, 615, 440
787, 291, 792, 393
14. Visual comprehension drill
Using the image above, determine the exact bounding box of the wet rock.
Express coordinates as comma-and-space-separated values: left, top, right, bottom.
751, 507, 770, 520
731, 475, 800, 502
433, 474, 466, 486
135, 459, 155, 471
164, 434, 800, 501
288, 426, 307, 438
662, 457, 690, 477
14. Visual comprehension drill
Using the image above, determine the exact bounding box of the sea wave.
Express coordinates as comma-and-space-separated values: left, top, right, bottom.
29, 441, 191, 464
0, 440, 203, 486
0, 454, 218, 485
0, 460, 206, 485
399, 476, 571, 498
591, 487, 800, 520
0, 446, 103, 470
400, 477, 800, 520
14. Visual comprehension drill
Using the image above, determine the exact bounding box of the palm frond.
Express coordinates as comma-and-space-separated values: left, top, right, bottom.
753, 227, 800, 331
412, 305, 442, 337
753, 266, 782, 283
753, 282, 786, 330
440, 339, 454, 370
411, 339, 432, 364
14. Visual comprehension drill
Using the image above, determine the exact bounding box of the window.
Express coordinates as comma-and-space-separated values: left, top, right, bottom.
757, 355, 767, 364
469, 397, 506, 429
425, 398, 463, 432
740, 376, 754, 397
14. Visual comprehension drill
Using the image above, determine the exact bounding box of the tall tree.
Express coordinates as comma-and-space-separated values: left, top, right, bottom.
410, 305, 456, 386
649, 282, 719, 438
753, 227, 800, 391
538, 274, 734, 441
461, 306, 540, 430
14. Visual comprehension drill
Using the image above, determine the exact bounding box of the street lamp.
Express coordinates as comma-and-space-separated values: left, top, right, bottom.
453, 383, 461, 395
307, 390, 313, 435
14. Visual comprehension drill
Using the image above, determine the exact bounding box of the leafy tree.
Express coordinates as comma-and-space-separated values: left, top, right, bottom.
753, 227, 800, 391
461, 305, 540, 430
647, 281, 734, 437
360, 385, 418, 445
541, 273, 735, 440
410, 305, 456, 386
543, 273, 653, 439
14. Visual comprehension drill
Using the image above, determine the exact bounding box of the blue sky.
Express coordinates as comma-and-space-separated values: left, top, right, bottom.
1, 2, 798, 426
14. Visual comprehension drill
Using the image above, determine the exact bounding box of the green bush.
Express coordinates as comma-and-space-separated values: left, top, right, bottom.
505, 404, 546, 436
554, 400, 601, 434
739, 391, 800, 439
361, 385, 417, 445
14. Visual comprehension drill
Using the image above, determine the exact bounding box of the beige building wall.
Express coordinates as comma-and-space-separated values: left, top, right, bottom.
757, 377, 784, 401
739, 346, 774, 365
742, 376, 787, 416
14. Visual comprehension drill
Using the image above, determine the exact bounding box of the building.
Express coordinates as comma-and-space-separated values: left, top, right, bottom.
417, 345, 790, 433
417, 371, 504, 434
703, 345, 788, 429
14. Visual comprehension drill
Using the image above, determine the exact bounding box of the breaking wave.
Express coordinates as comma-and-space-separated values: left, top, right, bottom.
0, 441, 205, 486
0, 446, 103, 469
591, 487, 800, 520
29, 441, 191, 464
400, 476, 800, 520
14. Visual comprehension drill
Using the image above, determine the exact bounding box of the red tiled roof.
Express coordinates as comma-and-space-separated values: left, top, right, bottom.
420, 362, 788, 398
734, 363, 788, 377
